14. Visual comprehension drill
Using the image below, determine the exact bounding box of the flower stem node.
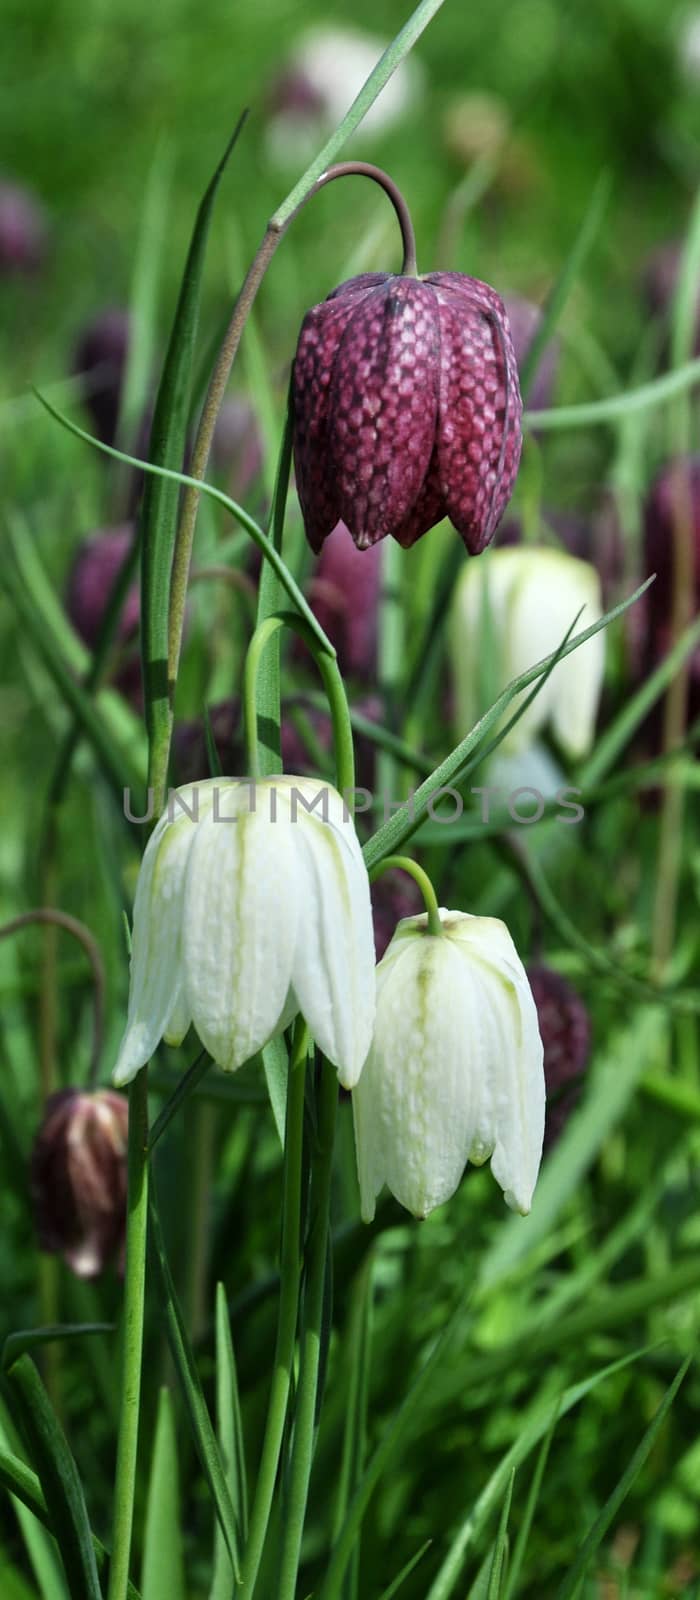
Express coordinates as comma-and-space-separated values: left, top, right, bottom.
113, 777, 376, 1090
352, 909, 545, 1221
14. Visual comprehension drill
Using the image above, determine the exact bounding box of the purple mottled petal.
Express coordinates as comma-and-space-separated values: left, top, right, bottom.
293, 297, 359, 551
428, 274, 522, 553
326, 272, 391, 304
328, 278, 440, 548
391, 447, 446, 547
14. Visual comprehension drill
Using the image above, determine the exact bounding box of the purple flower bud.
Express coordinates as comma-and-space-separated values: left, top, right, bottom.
0, 180, 47, 274
639, 459, 700, 726
309, 522, 381, 677
293, 271, 522, 554
31, 1089, 128, 1278
72, 307, 130, 446
527, 965, 590, 1150
504, 294, 560, 414
370, 869, 423, 961
212, 397, 264, 498
66, 524, 141, 706
642, 242, 700, 357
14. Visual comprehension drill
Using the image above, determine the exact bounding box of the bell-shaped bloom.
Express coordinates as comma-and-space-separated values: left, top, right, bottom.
31, 1089, 128, 1279
113, 777, 375, 1090
450, 546, 604, 758
353, 910, 544, 1220
293, 271, 522, 554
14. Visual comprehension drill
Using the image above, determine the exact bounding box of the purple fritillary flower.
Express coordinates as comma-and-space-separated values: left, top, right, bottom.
292, 271, 522, 554
66, 523, 141, 705
72, 306, 130, 446
0, 180, 47, 274
31, 1089, 128, 1278
309, 521, 382, 678
527, 965, 590, 1151
640, 459, 700, 724
504, 293, 560, 413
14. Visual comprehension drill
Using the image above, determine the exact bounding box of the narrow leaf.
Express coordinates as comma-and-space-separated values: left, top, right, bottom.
210, 1284, 247, 1600
141, 1388, 185, 1600
139, 115, 247, 750
4, 1354, 102, 1600
487, 1471, 515, 1600
555, 1358, 691, 1600
148, 1185, 241, 1580
3, 1326, 113, 1371
503, 1414, 558, 1599
376, 1540, 433, 1600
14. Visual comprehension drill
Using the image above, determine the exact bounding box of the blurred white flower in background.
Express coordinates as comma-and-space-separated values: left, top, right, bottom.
113, 776, 376, 1089
265, 26, 425, 169
677, 8, 700, 81
352, 909, 545, 1220
450, 546, 605, 759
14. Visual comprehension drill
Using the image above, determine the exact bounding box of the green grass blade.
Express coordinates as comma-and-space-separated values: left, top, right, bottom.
555, 1358, 692, 1600
332, 1262, 373, 1600
1, 546, 144, 796
120, 141, 172, 442
141, 1388, 185, 1600
477, 1007, 666, 1294
138, 115, 247, 753
33, 391, 330, 653
210, 1284, 247, 1600
363, 578, 652, 870
147, 1185, 241, 1582
487, 1471, 515, 1599
4, 1354, 102, 1600
524, 356, 700, 430
425, 1349, 648, 1600
503, 1418, 557, 1600
0, 1434, 140, 1600
2, 1327, 113, 1369
376, 1540, 433, 1600
579, 611, 700, 788
520, 172, 611, 401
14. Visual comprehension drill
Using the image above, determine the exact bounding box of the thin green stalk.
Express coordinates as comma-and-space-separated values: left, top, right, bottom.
0, 909, 106, 1089
276, 1056, 339, 1600
238, 1021, 308, 1600
243, 611, 356, 798
370, 855, 443, 938
107, 1067, 149, 1600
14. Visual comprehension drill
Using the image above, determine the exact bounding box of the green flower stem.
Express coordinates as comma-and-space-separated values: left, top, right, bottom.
107, 1065, 149, 1600
276, 1054, 339, 1600
243, 611, 356, 796
238, 1021, 309, 1600
370, 854, 443, 938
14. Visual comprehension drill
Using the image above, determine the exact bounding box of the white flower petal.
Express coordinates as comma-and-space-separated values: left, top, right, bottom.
183, 786, 300, 1071
112, 808, 197, 1085
287, 787, 375, 1087
353, 933, 479, 1220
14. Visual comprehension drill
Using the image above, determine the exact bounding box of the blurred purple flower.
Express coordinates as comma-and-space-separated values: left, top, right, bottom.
639, 459, 700, 724
212, 397, 264, 499
309, 522, 382, 678
31, 1089, 128, 1278
72, 306, 130, 446
504, 294, 560, 414
66, 523, 141, 705
370, 870, 423, 961
0, 180, 47, 274
527, 965, 590, 1150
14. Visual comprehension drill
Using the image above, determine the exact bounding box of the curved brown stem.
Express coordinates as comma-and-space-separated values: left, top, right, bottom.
167, 162, 417, 697
0, 910, 106, 1090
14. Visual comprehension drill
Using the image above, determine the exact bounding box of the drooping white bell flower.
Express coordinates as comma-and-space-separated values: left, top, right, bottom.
450, 547, 605, 758
352, 910, 545, 1221
113, 776, 375, 1090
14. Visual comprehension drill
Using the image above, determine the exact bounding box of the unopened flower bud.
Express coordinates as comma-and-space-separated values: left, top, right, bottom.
31, 1089, 128, 1278
638, 459, 700, 729
293, 271, 522, 554
527, 965, 590, 1149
